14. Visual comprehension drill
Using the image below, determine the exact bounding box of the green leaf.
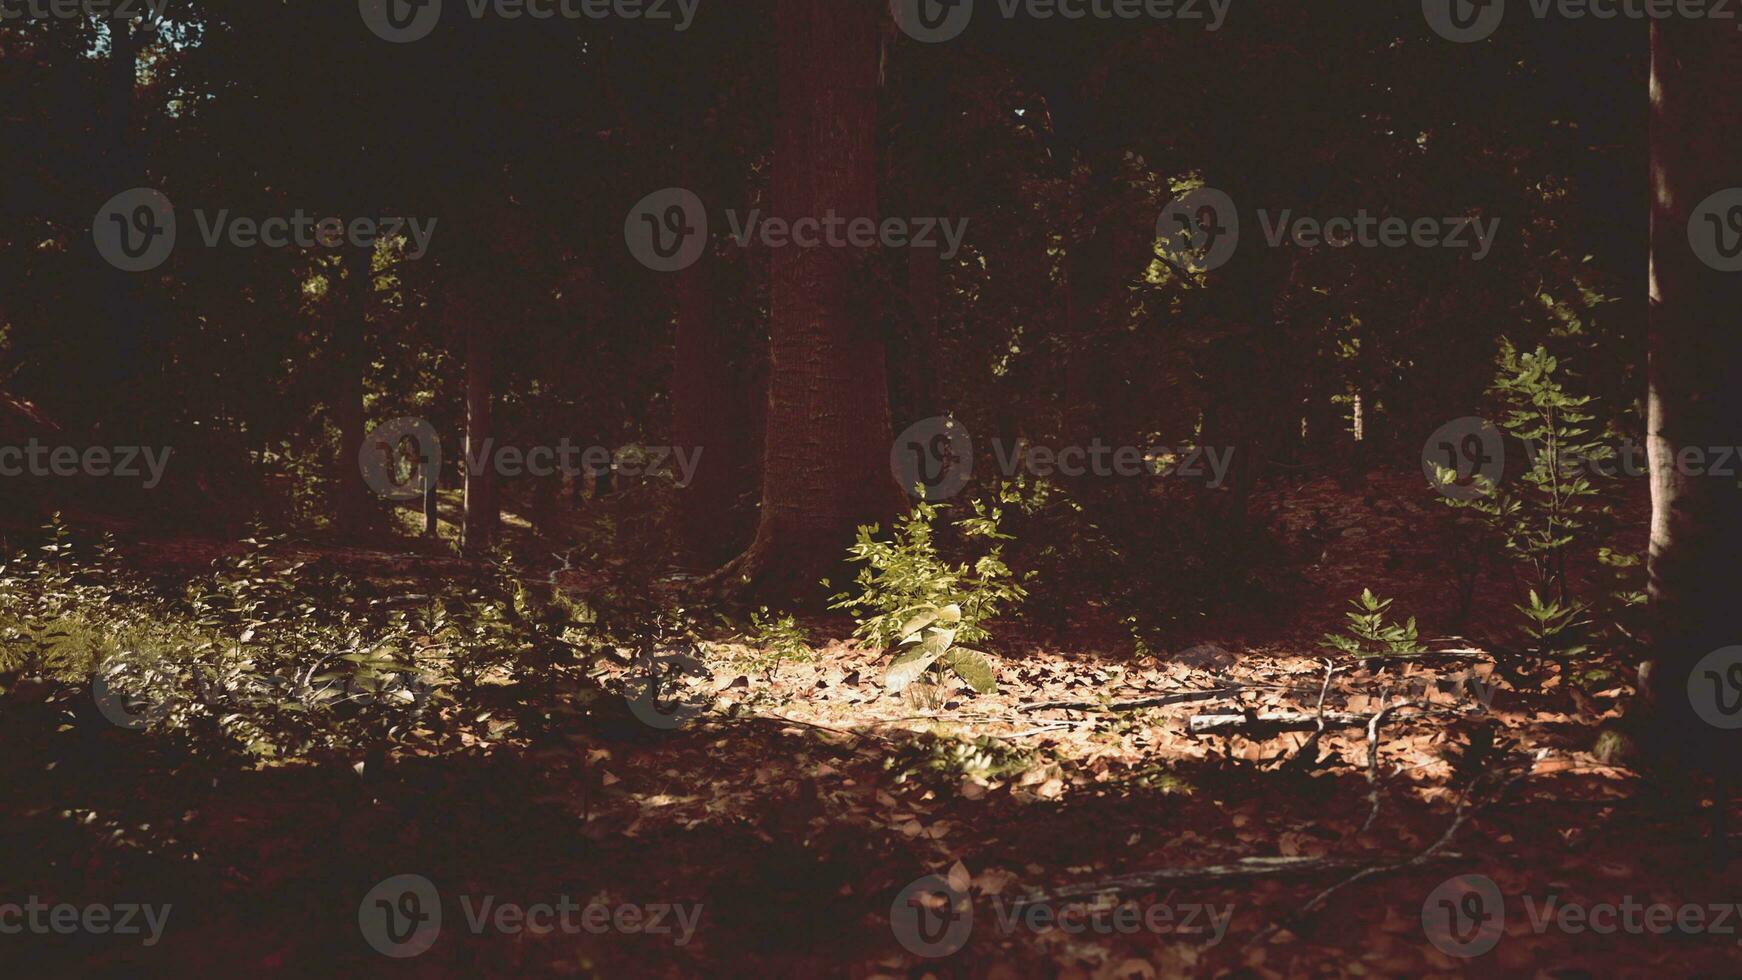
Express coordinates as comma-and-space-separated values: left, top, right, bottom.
885, 630, 954, 692
940, 647, 997, 693
896, 606, 944, 645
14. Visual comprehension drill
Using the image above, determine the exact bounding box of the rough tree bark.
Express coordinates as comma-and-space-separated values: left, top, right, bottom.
709, 0, 904, 602
1638, 20, 1742, 777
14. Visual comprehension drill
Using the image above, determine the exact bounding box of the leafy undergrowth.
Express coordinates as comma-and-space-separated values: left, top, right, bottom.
1, 488, 1736, 977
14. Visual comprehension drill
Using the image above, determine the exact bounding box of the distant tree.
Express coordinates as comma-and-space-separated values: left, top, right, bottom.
332, 245, 374, 535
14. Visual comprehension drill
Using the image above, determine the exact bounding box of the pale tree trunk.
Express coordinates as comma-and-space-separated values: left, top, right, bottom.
1640, 21, 1742, 784
462, 310, 498, 554
711, 0, 903, 602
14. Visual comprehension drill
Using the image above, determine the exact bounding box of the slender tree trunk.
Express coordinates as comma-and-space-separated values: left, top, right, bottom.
332, 245, 372, 534
462, 313, 498, 554
1638, 21, 1742, 774
711, 0, 902, 602
94, 11, 143, 428
423, 470, 440, 538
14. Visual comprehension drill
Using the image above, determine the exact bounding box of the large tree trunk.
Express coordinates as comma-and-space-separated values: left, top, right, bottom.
1639, 21, 1742, 773
711, 0, 902, 602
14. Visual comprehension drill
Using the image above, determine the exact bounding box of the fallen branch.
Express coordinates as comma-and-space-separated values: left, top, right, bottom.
1022, 685, 1246, 713
1189, 706, 1454, 737
1011, 853, 1463, 909
1349, 642, 1498, 669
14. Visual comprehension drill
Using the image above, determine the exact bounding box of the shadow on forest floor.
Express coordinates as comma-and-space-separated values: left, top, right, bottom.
0, 470, 1733, 977
3, 630, 1738, 976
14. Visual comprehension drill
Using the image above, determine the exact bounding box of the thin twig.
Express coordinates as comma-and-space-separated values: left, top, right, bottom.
1010, 854, 1462, 909
1242, 757, 1538, 950
1285, 660, 1340, 770
1008, 722, 1077, 739
1358, 698, 1418, 835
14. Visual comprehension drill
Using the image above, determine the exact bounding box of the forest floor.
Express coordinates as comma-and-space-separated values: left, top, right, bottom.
3, 472, 1738, 978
